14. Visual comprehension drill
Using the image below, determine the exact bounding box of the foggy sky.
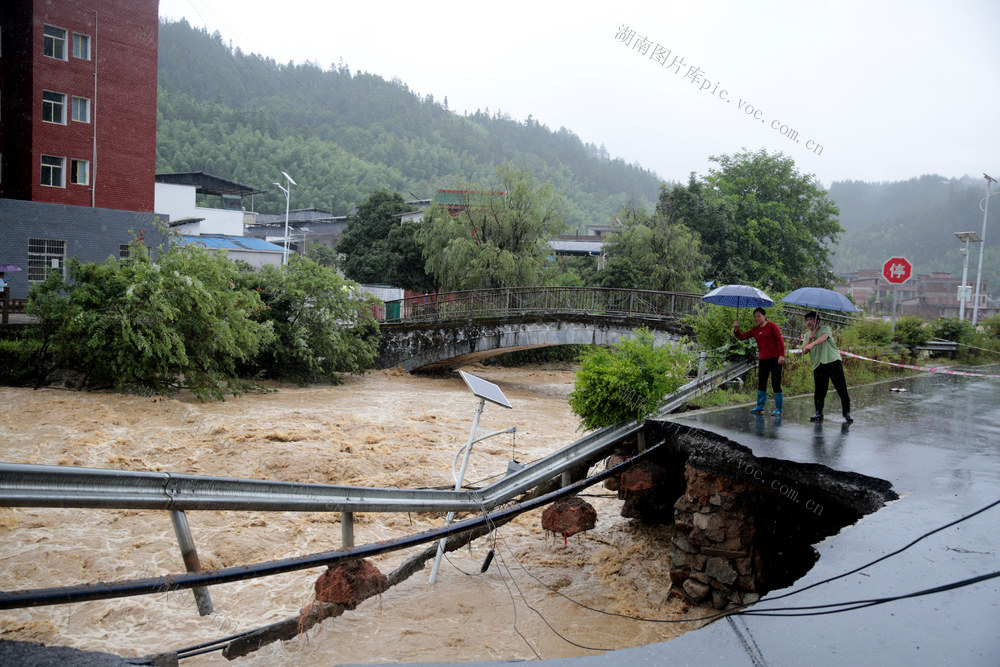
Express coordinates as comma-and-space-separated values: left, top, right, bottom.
158, 0, 1000, 187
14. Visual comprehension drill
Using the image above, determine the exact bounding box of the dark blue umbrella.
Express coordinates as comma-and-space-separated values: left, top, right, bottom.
702, 284, 774, 329
701, 284, 773, 309
781, 287, 858, 313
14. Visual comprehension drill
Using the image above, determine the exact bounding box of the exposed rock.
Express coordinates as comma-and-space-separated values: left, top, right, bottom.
314, 559, 389, 609
620, 461, 667, 493
682, 578, 711, 602
542, 496, 597, 539
603, 454, 628, 490
705, 557, 738, 585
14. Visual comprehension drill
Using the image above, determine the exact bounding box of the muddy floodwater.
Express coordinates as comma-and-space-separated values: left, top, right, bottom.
0, 363, 707, 664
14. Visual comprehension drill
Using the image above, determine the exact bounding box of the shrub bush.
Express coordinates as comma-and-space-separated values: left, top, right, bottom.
25, 241, 275, 399
568, 328, 693, 430
894, 315, 931, 348
932, 317, 975, 344
851, 319, 893, 346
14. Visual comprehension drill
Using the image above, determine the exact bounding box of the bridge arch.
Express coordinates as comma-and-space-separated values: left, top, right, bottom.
376, 314, 691, 371
374, 287, 700, 371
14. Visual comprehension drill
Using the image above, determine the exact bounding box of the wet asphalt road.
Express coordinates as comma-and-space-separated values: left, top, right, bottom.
540, 365, 1000, 666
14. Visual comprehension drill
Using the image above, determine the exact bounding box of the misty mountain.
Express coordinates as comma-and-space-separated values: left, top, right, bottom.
828, 175, 998, 290
155, 19, 663, 232
156, 20, 997, 294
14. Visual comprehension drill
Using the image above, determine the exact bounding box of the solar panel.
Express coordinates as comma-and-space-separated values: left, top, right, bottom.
459, 371, 512, 409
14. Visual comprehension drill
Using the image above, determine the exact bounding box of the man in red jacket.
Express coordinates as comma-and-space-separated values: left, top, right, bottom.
734, 308, 786, 416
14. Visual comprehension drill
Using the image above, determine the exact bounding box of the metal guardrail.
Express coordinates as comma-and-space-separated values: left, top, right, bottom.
0, 421, 643, 515
0, 359, 752, 515
375, 286, 704, 325
655, 358, 756, 417
915, 338, 959, 352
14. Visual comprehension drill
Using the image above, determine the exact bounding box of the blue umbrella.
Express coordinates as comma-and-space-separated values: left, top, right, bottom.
701, 284, 774, 309
702, 284, 774, 329
781, 287, 858, 313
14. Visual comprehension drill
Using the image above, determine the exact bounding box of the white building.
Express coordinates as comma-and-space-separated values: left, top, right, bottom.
155, 172, 284, 269
154, 172, 264, 236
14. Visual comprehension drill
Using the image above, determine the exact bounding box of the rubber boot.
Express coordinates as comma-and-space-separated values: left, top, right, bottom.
810, 399, 824, 422
749, 390, 766, 414
771, 392, 783, 416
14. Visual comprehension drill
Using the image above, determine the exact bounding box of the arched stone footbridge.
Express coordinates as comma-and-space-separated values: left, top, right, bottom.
374, 287, 702, 371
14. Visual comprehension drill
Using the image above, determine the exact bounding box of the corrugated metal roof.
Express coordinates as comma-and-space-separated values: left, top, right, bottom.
549, 240, 604, 254
179, 235, 284, 252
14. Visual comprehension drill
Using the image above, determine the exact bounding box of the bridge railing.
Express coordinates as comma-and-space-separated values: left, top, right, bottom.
377, 286, 704, 324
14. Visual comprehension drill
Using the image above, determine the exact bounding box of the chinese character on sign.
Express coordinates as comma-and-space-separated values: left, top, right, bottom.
882, 257, 912, 285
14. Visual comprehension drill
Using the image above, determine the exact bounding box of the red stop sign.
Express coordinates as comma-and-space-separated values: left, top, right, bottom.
883, 257, 912, 284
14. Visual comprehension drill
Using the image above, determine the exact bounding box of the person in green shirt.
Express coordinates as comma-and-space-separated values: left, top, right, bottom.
801, 311, 853, 423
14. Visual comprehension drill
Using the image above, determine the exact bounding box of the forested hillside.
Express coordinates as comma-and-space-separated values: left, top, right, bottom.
828, 175, 998, 289
156, 19, 663, 231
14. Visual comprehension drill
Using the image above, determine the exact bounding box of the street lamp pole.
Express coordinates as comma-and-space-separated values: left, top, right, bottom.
972, 173, 997, 326
272, 171, 297, 266
955, 231, 982, 321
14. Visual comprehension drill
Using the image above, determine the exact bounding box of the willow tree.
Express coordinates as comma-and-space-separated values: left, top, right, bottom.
599, 204, 706, 292
419, 165, 567, 290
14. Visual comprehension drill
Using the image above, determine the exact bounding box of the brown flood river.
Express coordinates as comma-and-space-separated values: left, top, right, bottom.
0, 363, 706, 664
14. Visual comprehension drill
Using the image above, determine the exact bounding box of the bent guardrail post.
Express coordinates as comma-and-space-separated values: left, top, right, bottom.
169, 509, 213, 616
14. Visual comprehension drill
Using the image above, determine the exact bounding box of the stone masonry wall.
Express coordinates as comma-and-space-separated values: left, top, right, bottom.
669, 465, 763, 609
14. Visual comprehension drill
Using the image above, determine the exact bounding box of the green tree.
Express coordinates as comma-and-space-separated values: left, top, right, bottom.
600, 204, 706, 291
244, 256, 380, 383
657, 175, 737, 281
666, 149, 842, 291
893, 315, 931, 348
419, 164, 567, 290
26, 241, 274, 399
567, 328, 694, 430
336, 190, 433, 291
305, 242, 338, 268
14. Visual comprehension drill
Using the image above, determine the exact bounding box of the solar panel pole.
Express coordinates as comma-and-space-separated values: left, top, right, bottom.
430, 373, 514, 583
429, 397, 486, 584
273, 171, 296, 266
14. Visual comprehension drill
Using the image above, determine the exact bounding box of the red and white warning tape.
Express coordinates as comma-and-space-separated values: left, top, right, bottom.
839, 351, 1000, 378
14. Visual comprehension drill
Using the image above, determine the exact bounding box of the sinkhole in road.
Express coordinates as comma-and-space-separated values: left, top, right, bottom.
603, 420, 898, 609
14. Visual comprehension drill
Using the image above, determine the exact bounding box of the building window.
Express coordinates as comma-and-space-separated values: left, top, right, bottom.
40, 155, 65, 187
72, 33, 91, 60
42, 90, 66, 124
72, 96, 90, 123
43, 25, 67, 60
119, 244, 132, 259
28, 238, 67, 282
71, 159, 90, 185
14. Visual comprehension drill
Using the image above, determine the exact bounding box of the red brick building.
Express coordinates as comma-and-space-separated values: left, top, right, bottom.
838, 269, 993, 319
0, 0, 159, 211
